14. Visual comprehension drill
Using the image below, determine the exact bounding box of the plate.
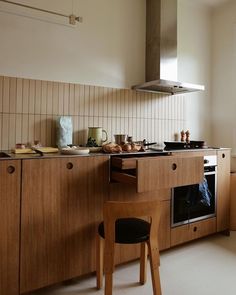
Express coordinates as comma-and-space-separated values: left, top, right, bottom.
61, 147, 90, 155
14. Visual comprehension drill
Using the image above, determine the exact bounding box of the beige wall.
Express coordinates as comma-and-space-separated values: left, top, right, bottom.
211, 0, 235, 168
178, 0, 212, 143
0, 0, 212, 147
0, 0, 146, 88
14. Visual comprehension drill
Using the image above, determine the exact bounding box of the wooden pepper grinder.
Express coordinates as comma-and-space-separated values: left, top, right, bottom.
185, 130, 190, 144
180, 130, 185, 142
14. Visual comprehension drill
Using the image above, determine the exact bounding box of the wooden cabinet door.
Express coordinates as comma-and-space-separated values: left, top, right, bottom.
0, 160, 21, 295
20, 156, 109, 293
217, 150, 231, 232
137, 156, 204, 192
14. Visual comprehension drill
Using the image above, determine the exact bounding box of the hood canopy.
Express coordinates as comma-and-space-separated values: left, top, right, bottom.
132, 0, 205, 95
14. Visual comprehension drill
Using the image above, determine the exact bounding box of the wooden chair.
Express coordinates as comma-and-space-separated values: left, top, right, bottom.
96, 200, 162, 295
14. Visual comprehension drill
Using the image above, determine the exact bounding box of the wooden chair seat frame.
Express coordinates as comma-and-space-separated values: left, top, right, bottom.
96, 200, 162, 295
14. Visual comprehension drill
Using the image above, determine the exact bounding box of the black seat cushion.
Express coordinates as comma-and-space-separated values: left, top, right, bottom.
98, 218, 150, 244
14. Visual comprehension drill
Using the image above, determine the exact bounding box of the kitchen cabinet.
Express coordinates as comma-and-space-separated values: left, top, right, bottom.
0, 160, 21, 295
20, 156, 109, 293
171, 217, 216, 247
217, 150, 231, 232
111, 155, 204, 192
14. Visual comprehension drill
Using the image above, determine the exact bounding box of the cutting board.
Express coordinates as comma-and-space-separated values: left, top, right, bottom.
12, 147, 59, 154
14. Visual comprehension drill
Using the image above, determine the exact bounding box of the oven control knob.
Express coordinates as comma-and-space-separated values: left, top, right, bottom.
204, 159, 209, 164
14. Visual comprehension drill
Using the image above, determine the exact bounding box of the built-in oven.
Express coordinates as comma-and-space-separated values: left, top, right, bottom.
171, 155, 217, 227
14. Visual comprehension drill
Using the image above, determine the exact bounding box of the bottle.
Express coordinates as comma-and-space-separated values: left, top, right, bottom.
180, 130, 185, 142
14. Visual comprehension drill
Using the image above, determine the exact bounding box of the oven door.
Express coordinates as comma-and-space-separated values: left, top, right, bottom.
172, 167, 216, 227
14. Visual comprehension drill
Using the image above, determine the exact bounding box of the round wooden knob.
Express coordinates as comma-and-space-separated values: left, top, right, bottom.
7, 165, 15, 174
66, 162, 73, 170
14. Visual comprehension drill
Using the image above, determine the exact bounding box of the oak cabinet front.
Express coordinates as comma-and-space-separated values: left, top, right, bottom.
0, 160, 21, 295
20, 156, 109, 293
217, 150, 231, 232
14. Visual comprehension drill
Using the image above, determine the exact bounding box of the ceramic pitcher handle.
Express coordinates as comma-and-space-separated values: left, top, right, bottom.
102, 130, 108, 143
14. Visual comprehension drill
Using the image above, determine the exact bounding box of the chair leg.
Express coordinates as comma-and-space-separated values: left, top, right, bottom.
96, 234, 104, 289
104, 241, 115, 295
140, 242, 148, 284
147, 240, 162, 295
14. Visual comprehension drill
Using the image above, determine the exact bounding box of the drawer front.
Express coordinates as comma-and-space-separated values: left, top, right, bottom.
137, 156, 204, 193
171, 217, 216, 247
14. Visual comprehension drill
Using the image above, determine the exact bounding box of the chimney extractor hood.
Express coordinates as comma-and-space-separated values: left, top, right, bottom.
132, 0, 205, 95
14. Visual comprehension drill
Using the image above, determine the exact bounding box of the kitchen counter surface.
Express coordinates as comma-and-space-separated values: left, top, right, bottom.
0, 147, 230, 160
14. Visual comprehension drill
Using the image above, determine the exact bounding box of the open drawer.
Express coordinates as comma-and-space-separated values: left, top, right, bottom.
111, 155, 204, 193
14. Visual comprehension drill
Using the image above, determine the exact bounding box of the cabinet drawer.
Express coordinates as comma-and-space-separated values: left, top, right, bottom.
111, 155, 204, 193
171, 217, 216, 247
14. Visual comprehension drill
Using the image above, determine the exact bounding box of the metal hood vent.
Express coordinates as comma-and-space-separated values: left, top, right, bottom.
132, 0, 205, 95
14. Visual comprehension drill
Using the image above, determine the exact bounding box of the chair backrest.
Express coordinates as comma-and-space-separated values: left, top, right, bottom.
103, 200, 162, 243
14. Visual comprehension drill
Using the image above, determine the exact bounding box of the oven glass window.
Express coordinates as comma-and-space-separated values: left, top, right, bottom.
173, 173, 215, 225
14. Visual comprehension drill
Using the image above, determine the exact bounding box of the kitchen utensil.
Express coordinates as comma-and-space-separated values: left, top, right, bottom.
87, 127, 108, 147
114, 134, 127, 145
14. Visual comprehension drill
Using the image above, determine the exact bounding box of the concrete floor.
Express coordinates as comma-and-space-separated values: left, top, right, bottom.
29, 232, 236, 295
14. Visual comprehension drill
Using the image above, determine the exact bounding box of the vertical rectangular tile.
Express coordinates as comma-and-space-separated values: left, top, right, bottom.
51, 116, 56, 147
22, 114, 29, 144
58, 83, 64, 116
2, 114, 9, 149
103, 88, 108, 117
74, 84, 80, 116
29, 79, 35, 114
0, 76, 3, 112
9, 77, 17, 113
8, 114, 16, 149
40, 114, 47, 146
52, 82, 59, 115
94, 86, 99, 117
84, 85, 89, 116
123, 89, 128, 118
63, 83, 69, 115
28, 114, 35, 144
89, 85, 95, 117
79, 84, 85, 116
78, 115, 84, 145
15, 114, 22, 144
115, 89, 121, 118
72, 116, 79, 145
41, 81, 47, 114
35, 80, 41, 114
22, 79, 29, 114
46, 81, 53, 115
34, 114, 41, 143
69, 83, 75, 116
3, 76, 10, 113
46, 115, 52, 146
98, 86, 104, 117
107, 88, 112, 117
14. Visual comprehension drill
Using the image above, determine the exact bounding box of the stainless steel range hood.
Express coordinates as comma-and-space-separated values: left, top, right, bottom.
132, 0, 205, 95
